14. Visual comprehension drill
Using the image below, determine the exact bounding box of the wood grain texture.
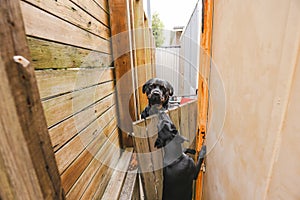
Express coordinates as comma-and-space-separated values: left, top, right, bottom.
42, 81, 114, 127
196, 1, 213, 199
23, 0, 110, 39
109, 0, 136, 146
133, 115, 163, 200
55, 106, 117, 174
94, 0, 109, 13
71, 0, 110, 27
36, 67, 114, 99
65, 128, 120, 199
180, 102, 191, 149
168, 106, 181, 131
0, 0, 63, 199
180, 100, 198, 149
49, 94, 115, 152
28, 37, 112, 69
62, 118, 118, 195
21, 1, 110, 53
88, 131, 121, 200
101, 148, 133, 200
119, 169, 139, 200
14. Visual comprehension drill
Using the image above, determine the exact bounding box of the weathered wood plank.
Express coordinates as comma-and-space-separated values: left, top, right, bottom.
168, 106, 181, 130
119, 169, 139, 200
36, 67, 114, 99
55, 106, 117, 173
133, 115, 163, 200
144, 116, 163, 200
65, 128, 120, 199
23, 0, 110, 39
85, 131, 121, 200
21, 1, 110, 53
94, 0, 109, 13
180, 102, 192, 149
71, 0, 110, 26
62, 118, 118, 195
49, 94, 115, 151
42, 81, 114, 127
101, 148, 133, 200
109, 0, 137, 146
188, 100, 198, 149
133, 0, 148, 116
0, 0, 63, 199
28, 37, 112, 69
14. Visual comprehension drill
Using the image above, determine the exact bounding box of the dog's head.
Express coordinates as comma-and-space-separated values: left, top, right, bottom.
142, 78, 174, 108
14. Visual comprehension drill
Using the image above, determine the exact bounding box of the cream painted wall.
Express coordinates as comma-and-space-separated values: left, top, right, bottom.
203, 0, 300, 199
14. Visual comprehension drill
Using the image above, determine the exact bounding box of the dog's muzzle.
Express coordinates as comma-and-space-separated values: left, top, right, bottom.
148, 88, 164, 105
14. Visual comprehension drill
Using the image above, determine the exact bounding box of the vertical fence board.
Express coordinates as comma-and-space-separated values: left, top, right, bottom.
180, 103, 191, 149
188, 100, 198, 149
133, 116, 163, 200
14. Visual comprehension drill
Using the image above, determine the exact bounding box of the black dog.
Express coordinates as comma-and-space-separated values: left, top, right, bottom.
141, 78, 206, 200
141, 78, 174, 119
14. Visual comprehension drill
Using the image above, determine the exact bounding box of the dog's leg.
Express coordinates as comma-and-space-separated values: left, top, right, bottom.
194, 145, 207, 180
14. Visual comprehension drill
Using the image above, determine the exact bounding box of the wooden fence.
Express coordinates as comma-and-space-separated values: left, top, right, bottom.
20, 0, 119, 199
1, 0, 155, 199
133, 99, 198, 199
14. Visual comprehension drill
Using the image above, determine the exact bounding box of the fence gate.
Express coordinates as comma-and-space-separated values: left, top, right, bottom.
132, 100, 197, 199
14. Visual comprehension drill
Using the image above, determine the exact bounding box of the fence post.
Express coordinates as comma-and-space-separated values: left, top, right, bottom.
196, 0, 214, 199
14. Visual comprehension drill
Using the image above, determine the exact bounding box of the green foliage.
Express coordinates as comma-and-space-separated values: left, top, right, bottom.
152, 12, 165, 47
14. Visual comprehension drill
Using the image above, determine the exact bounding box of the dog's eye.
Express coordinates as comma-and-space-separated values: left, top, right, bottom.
150, 84, 157, 90
160, 86, 166, 93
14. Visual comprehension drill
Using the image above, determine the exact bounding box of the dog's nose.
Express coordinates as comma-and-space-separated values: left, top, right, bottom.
152, 90, 160, 95
151, 88, 161, 95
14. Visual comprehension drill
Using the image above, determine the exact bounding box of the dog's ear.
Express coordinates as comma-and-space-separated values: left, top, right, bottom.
142, 83, 148, 94
142, 79, 153, 94
165, 81, 174, 96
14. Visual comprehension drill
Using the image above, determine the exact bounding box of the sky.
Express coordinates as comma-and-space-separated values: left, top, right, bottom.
149, 0, 199, 30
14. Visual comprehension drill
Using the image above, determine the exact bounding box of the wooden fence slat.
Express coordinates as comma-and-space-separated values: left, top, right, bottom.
28, 37, 112, 69
21, 1, 110, 53
71, 0, 110, 27
49, 94, 115, 152
0, 0, 63, 199
55, 107, 117, 173
90, 131, 122, 199
119, 169, 139, 200
146, 117, 164, 200
70, 129, 120, 200
36, 67, 114, 99
101, 148, 133, 200
109, 0, 137, 146
23, 0, 110, 39
62, 118, 118, 195
168, 106, 181, 130
188, 100, 198, 149
94, 0, 109, 13
180, 102, 191, 149
42, 81, 114, 127
133, 0, 148, 114
133, 115, 163, 200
